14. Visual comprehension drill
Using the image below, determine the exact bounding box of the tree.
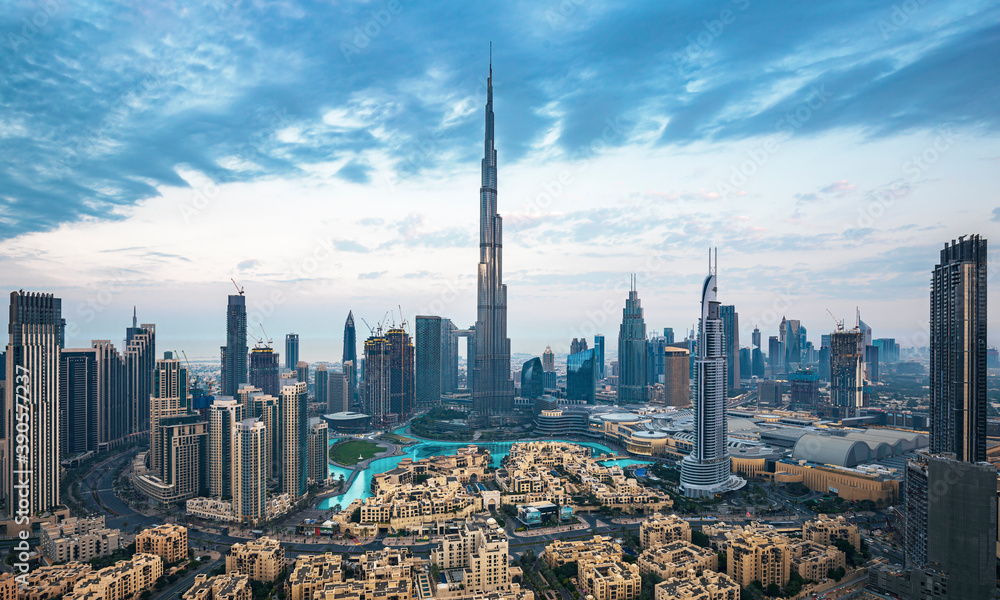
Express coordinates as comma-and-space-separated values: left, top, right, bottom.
691, 530, 710, 548
765, 583, 781, 597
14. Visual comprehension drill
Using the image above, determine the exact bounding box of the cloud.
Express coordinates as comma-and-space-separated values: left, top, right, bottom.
819, 180, 857, 196
993, 207, 1000, 221
334, 240, 371, 253
358, 271, 387, 280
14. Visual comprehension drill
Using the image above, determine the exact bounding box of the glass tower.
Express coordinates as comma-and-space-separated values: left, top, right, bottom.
567, 349, 597, 404
617, 275, 648, 403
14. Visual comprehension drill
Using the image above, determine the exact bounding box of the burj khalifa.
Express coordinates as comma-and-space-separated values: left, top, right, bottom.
472, 58, 515, 416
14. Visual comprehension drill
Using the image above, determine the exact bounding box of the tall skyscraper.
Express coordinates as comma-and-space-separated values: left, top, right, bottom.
663, 348, 690, 407
719, 305, 740, 390
233, 417, 266, 525
830, 327, 864, 417
328, 371, 348, 413
149, 353, 187, 474
343, 311, 357, 403
520, 358, 543, 400
307, 417, 329, 485
541, 346, 555, 373
59, 348, 97, 458
92, 339, 125, 451
783, 318, 801, 372
386, 328, 415, 420
295, 361, 309, 391
663, 328, 675, 344
249, 346, 280, 396
284, 334, 299, 370
472, 60, 515, 417
930, 235, 987, 463
245, 391, 278, 483
570, 338, 588, 354
440, 319, 459, 394
4, 291, 62, 519
415, 316, 442, 406
208, 397, 242, 499
567, 349, 597, 404
680, 257, 745, 498
124, 311, 155, 438
314, 363, 328, 408
279, 381, 308, 497
594, 335, 605, 379
363, 334, 390, 422
221, 294, 248, 397
751, 326, 761, 349
617, 276, 648, 404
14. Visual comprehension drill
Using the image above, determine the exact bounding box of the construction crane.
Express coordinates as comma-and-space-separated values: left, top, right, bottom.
258, 323, 273, 346
177, 349, 198, 388
231, 278, 244, 296
247, 330, 264, 348
361, 317, 374, 335
826, 309, 844, 331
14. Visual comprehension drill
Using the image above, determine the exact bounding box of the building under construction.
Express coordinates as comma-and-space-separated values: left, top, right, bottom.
363, 326, 415, 426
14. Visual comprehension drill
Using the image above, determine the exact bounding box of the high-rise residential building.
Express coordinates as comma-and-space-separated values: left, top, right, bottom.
647, 335, 668, 386
472, 61, 515, 418
284, 334, 299, 370
430, 521, 512, 593
751, 326, 761, 349
594, 335, 606, 379
386, 328, 415, 420
739, 347, 751, 380
208, 397, 243, 499
124, 311, 155, 439
343, 311, 357, 403
295, 361, 309, 391
542, 346, 555, 373
314, 363, 328, 408
248, 347, 279, 396
789, 369, 819, 408
719, 305, 740, 390
149, 354, 187, 474
245, 391, 278, 483
663, 348, 690, 408
680, 258, 745, 498
4, 291, 62, 519
567, 349, 597, 404
279, 381, 308, 497
364, 334, 390, 422
904, 454, 997, 599
221, 294, 248, 397
59, 349, 97, 458
570, 338, 588, 355
930, 235, 987, 463
830, 327, 864, 417
617, 276, 648, 404
363, 328, 415, 423
440, 318, 459, 394
328, 371, 348, 413
751, 347, 765, 379
415, 316, 442, 406
92, 340, 125, 452
767, 336, 782, 376
663, 328, 675, 344
873, 338, 900, 364
153, 413, 209, 503
520, 358, 543, 400
307, 417, 328, 485
233, 417, 267, 525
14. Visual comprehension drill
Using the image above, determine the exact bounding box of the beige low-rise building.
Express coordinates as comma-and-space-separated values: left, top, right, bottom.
726, 526, 791, 589
226, 537, 286, 582
802, 514, 861, 550
18, 563, 93, 600
183, 573, 252, 600
431, 520, 516, 594
638, 540, 717, 580
640, 513, 692, 549
136, 524, 189, 564
580, 561, 642, 600
287, 553, 345, 600
40, 516, 122, 563
653, 571, 739, 600
789, 540, 846, 582
0, 573, 15, 600
543, 536, 623, 569
64, 553, 163, 600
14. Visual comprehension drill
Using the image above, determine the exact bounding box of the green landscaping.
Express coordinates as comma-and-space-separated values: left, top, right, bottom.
330, 439, 386, 465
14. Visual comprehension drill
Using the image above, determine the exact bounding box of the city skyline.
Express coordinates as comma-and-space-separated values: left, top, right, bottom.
1, 3, 998, 360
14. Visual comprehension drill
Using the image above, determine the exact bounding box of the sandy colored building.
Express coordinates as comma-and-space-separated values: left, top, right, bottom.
136, 524, 189, 564
773, 460, 899, 504
725, 526, 791, 588
653, 571, 739, 600
638, 540, 717, 580
580, 561, 642, 600
431, 520, 512, 593
543, 536, 623, 568
0, 573, 15, 600
287, 553, 345, 600
789, 540, 846, 582
640, 513, 692, 549
226, 537, 286, 583
40, 516, 122, 563
64, 553, 163, 600
18, 563, 93, 600
802, 514, 861, 549
183, 573, 252, 600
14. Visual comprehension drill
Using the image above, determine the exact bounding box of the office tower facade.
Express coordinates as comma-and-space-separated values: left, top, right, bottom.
739, 347, 751, 379
233, 418, 266, 525
124, 315, 155, 439
830, 327, 864, 417
663, 328, 675, 344
680, 261, 745, 498
767, 336, 782, 376
284, 334, 299, 370
440, 318, 459, 394
208, 398, 243, 499
248, 347, 279, 396
156, 413, 209, 502
92, 340, 126, 452
386, 328, 415, 420
520, 358, 543, 399
279, 381, 308, 497
415, 316, 442, 406
4, 291, 62, 518
663, 348, 690, 407
904, 454, 997, 599
647, 335, 668, 386
873, 338, 900, 364
567, 349, 597, 404
328, 371, 348, 413
930, 235, 987, 463
295, 361, 309, 391
343, 311, 357, 403
789, 369, 819, 408
617, 277, 648, 403
472, 62, 515, 418
59, 349, 98, 458
364, 334, 391, 422
783, 319, 801, 372
751, 326, 761, 349
751, 348, 765, 378
149, 355, 187, 474
569, 338, 587, 355
594, 335, 606, 379
221, 294, 248, 397
307, 418, 328, 485
719, 305, 740, 390
542, 346, 555, 373
314, 363, 328, 408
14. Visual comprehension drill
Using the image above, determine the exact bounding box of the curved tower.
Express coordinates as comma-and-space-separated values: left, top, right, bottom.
473, 57, 515, 416
680, 252, 746, 498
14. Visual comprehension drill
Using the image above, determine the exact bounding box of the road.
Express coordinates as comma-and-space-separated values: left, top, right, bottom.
152, 557, 221, 600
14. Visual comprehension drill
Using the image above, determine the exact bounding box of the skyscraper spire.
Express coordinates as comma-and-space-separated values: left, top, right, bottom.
133, 305, 137, 328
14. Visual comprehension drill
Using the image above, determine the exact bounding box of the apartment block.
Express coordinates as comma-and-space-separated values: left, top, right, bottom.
136, 524, 189, 564
40, 516, 122, 563
183, 573, 252, 600
653, 571, 739, 600
287, 553, 344, 600
226, 537, 286, 582
789, 540, 846, 582
726, 527, 791, 588
64, 553, 163, 600
18, 563, 93, 600
543, 536, 622, 569
638, 540, 718, 580
640, 513, 692, 549
802, 514, 861, 549
580, 561, 642, 600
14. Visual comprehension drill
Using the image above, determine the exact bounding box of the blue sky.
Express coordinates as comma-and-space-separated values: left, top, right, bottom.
1, 0, 998, 360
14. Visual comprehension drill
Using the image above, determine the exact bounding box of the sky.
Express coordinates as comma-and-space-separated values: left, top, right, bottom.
1, 0, 998, 361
